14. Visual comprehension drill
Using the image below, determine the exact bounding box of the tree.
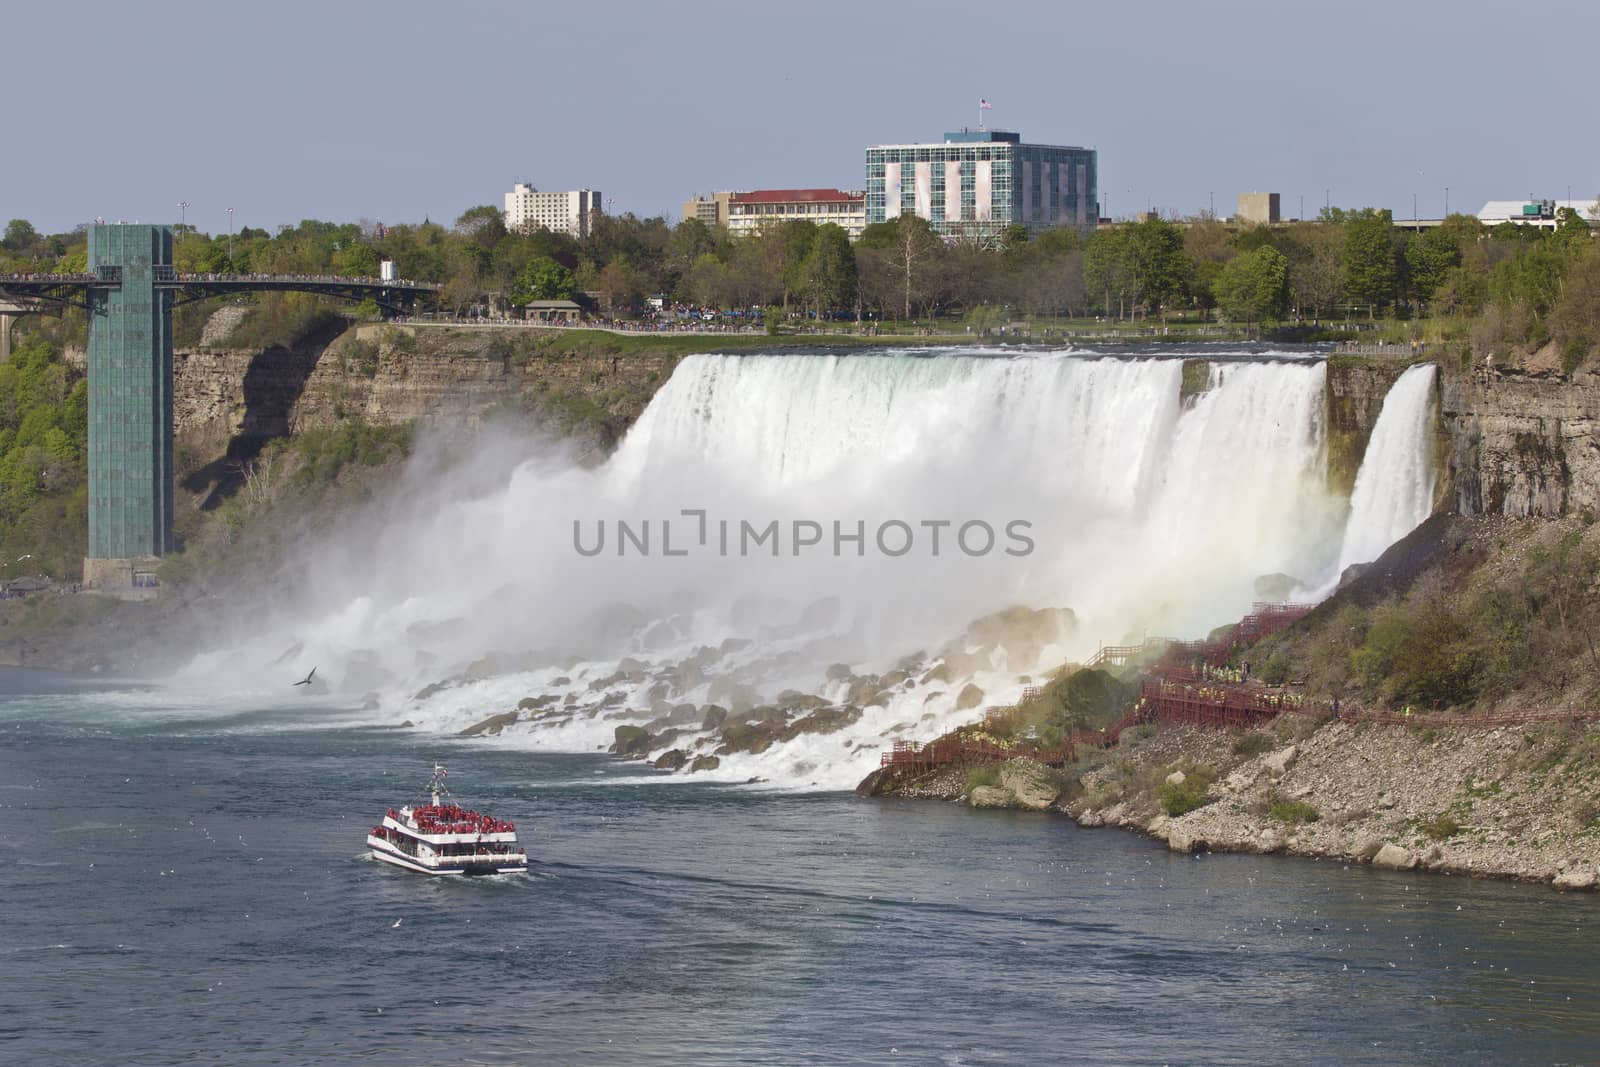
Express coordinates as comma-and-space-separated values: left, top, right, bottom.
1340, 209, 1398, 313
510, 256, 576, 305
1404, 228, 1460, 307
1084, 227, 1134, 318
802, 224, 857, 314
1288, 223, 1345, 320
857, 216, 942, 320
1214, 246, 1289, 326
3, 219, 38, 254
1124, 218, 1190, 316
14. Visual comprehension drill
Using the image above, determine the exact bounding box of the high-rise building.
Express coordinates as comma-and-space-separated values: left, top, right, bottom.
865, 130, 1097, 242
503, 183, 603, 239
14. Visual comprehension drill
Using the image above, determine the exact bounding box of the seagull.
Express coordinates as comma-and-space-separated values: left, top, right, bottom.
292, 666, 318, 687
391, 918, 402, 928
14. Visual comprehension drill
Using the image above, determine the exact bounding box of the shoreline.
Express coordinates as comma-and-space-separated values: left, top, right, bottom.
860, 718, 1600, 894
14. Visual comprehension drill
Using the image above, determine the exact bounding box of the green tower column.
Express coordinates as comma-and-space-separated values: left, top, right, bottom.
85, 224, 174, 577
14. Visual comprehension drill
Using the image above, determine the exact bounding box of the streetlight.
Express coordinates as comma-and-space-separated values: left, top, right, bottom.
1445, 187, 1449, 217
1209, 191, 1214, 218
177, 201, 189, 233
227, 207, 234, 268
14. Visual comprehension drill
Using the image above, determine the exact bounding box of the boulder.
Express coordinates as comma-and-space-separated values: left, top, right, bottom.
1000, 764, 1059, 810
459, 711, 519, 737
784, 706, 863, 738
1165, 770, 1187, 787
1349, 836, 1385, 867
1372, 843, 1418, 870
1167, 826, 1203, 853
1263, 745, 1298, 779
1146, 814, 1170, 836
879, 670, 910, 690
699, 705, 729, 730
517, 695, 558, 711
689, 755, 721, 773
826, 662, 854, 681
956, 684, 985, 711
1554, 867, 1598, 891
413, 681, 452, 701
1076, 809, 1105, 828
776, 690, 829, 711
610, 725, 654, 758
1258, 829, 1287, 854
653, 749, 689, 771
967, 786, 1017, 809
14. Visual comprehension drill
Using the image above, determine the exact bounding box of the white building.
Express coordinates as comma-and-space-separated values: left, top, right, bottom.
725, 189, 867, 240
504, 183, 603, 239
1476, 198, 1598, 230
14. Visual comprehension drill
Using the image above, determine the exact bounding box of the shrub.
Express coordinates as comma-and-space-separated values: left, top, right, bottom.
1261, 652, 1291, 686
1232, 731, 1275, 757
1267, 792, 1320, 825
964, 764, 1001, 794
1157, 765, 1215, 816
1418, 813, 1462, 840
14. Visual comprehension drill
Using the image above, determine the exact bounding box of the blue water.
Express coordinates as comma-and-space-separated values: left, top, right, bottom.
2, 670, 1597, 1066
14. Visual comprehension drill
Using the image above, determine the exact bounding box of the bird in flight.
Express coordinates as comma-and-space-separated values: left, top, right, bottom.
292, 666, 318, 687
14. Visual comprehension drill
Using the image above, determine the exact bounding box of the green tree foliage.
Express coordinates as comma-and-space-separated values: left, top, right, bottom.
510, 256, 577, 305
802, 224, 857, 314
1403, 228, 1461, 305
1214, 245, 1289, 324
3, 219, 39, 254
1340, 210, 1398, 312
0, 335, 88, 576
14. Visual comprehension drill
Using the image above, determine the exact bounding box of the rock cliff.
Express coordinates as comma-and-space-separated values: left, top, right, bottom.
173, 323, 679, 459
1443, 357, 1600, 518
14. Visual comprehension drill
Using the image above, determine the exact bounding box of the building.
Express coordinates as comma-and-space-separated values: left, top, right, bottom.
85, 224, 174, 581
725, 189, 867, 240
1237, 192, 1281, 225
503, 183, 603, 239
1476, 198, 1598, 230
682, 191, 734, 227
864, 129, 1097, 242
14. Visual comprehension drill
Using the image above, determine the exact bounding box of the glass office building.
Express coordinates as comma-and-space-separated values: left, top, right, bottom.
865, 130, 1097, 242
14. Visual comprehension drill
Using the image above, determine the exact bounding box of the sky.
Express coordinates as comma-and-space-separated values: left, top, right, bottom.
4, 0, 1595, 236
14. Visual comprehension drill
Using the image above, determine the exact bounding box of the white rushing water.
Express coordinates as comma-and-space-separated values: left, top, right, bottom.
1337, 362, 1439, 572
177, 348, 1411, 788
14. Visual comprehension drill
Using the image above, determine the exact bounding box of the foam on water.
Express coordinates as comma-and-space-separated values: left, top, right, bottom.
156, 347, 1437, 787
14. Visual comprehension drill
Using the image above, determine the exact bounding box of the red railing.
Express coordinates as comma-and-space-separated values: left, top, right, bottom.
874, 601, 1598, 780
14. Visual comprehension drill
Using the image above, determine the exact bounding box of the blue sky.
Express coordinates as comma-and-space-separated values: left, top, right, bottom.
6, 0, 1594, 234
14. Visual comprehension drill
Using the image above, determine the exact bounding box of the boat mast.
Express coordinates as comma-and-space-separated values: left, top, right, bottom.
431, 763, 447, 808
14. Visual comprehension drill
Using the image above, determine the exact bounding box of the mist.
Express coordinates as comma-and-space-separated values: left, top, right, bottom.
173, 347, 1430, 789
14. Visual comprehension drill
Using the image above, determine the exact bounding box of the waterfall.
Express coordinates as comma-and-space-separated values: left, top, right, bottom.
180, 347, 1359, 788
1337, 362, 1438, 572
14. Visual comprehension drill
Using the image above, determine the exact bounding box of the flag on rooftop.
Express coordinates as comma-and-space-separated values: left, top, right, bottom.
979, 98, 992, 109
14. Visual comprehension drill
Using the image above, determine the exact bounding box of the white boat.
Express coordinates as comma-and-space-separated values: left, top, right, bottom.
367, 764, 528, 876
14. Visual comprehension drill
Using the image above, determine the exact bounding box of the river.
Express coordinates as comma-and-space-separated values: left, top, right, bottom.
2, 670, 1595, 1065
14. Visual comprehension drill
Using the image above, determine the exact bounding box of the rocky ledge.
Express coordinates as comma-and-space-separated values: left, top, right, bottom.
862, 717, 1600, 893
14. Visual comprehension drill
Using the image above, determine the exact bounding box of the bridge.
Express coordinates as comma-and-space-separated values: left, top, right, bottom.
0, 224, 440, 592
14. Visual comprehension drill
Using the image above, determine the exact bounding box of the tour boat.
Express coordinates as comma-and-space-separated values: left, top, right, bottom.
366, 764, 527, 876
